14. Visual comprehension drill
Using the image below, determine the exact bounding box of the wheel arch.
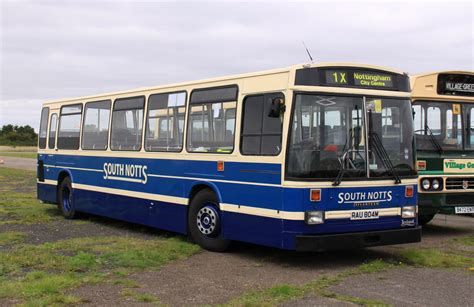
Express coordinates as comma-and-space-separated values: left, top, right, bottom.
187, 181, 223, 207
56, 169, 73, 203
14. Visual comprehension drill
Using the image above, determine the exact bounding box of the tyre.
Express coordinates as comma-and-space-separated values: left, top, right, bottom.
418, 214, 435, 226
57, 177, 78, 219
188, 189, 230, 252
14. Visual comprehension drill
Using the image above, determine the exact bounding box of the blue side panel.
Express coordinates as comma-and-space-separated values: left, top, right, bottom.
37, 183, 56, 203
283, 184, 417, 213
46, 155, 281, 185
222, 211, 283, 249
211, 182, 283, 210
35, 153, 418, 251
74, 188, 187, 234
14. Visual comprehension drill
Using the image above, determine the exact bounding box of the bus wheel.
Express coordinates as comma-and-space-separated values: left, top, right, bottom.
188, 189, 230, 252
58, 177, 77, 219
418, 214, 435, 226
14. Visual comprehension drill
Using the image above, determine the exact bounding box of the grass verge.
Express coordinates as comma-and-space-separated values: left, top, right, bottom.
223, 259, 391, 306
0, 167, 201, 305
0, 231, 27, 246
0, 151, 37, 159
397, 248, 474, 269
0, 168, 61, 225
0, 236, 200, 305
452, 235, 474, 247
121, 288, 161, 304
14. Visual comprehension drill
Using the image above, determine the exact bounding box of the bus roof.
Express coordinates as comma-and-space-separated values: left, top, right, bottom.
410, 70, 474, 102
42, 62, 407, 106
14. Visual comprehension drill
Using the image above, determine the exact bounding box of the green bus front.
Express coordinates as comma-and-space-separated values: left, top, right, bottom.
412, 72, 474, 224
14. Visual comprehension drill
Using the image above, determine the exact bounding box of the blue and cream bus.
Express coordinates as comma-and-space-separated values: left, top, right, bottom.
37, 63, 420, 251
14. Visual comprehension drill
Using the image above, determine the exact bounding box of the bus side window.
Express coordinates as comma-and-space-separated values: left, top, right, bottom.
412, 104, 425, 134
241, 93, 284, 156
48, 114, 57, 149
111, 96, 145, 151
468, 107, 474, 148
145, 91, 186, 152
427, 106, 441, 135
187, 85, 237, 153
82, 100, 111, 150
58, 104, 82, 150
38, 107, 49, 149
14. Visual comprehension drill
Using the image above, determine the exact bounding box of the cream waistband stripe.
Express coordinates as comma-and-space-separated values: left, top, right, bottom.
36, 179, 58, 185
72, 183, 188, 205
37, 181, 403, 221
220, 203, 305, 220
41, 164, 417, 188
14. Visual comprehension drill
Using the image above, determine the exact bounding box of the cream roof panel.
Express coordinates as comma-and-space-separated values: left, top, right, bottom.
43, 62, 408, 106
410, 70, 474, 102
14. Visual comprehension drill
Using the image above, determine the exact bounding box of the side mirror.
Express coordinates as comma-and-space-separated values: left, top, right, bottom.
268, 97, 285, 118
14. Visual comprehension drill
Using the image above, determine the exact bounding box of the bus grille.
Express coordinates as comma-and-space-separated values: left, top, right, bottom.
445, 178, 474, 190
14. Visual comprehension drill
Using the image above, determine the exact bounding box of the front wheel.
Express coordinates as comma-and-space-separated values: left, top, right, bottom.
188, 189, 230, 252
57, 177, 78, 219
418, 214, 435, 226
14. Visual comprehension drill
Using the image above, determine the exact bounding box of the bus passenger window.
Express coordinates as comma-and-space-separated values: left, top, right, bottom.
48, 114, 57, 149
82, 100, 111, 150
111, 97, 144, 151
187, 85, 237, 153
38, 107, 49, 149
58, 104, 82, 150
241, 93, 284, 155
145, 91, 186, 152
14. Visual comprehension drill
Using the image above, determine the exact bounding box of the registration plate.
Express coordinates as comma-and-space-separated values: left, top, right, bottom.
350, 210, 380, 220
455, 206, 474, 214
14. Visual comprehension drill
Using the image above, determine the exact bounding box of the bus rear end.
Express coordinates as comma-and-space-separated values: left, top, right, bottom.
282, 65, 420, 251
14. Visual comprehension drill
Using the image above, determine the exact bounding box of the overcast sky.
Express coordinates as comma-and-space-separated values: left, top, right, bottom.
1, 0, 473, 131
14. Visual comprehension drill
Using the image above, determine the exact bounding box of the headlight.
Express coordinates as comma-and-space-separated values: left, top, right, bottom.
432, 179, 440, 190
305, 211, 324, 225
422, 179, 431, 190
402, 206, 417, 218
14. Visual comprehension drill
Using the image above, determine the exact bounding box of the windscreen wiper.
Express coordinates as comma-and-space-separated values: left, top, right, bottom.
333, 128, 354, 186
369, 132, 401, 184
425, 125, 443, 154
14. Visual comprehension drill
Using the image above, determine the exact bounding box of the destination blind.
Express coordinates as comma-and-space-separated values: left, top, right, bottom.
294, 67, 409, 91
438, 73, 474, 97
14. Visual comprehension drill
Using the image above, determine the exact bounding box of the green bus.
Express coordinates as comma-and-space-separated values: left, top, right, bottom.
411, 71, 474, 224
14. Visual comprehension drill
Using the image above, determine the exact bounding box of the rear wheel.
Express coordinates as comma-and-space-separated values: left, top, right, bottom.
188, 189, 230, 252
418, 214, 435, 226
57, 177, 78, 219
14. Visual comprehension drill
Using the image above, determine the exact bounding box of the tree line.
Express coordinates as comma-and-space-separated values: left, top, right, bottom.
0, 125, 37, 146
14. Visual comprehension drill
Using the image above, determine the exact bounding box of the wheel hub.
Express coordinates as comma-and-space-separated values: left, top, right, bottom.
197, 205, 218, 236
62, 187, 72, 212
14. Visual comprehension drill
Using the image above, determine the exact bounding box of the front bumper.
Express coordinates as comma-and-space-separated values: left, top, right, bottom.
295, 227, 421, 252
418, 193, 474, 215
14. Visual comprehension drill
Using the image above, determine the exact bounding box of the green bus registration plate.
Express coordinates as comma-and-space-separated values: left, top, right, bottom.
455, 206, 474, 214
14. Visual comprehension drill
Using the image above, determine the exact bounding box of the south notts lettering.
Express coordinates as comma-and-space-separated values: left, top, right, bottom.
103, 162, 148, 184
338, 191, 392, 204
